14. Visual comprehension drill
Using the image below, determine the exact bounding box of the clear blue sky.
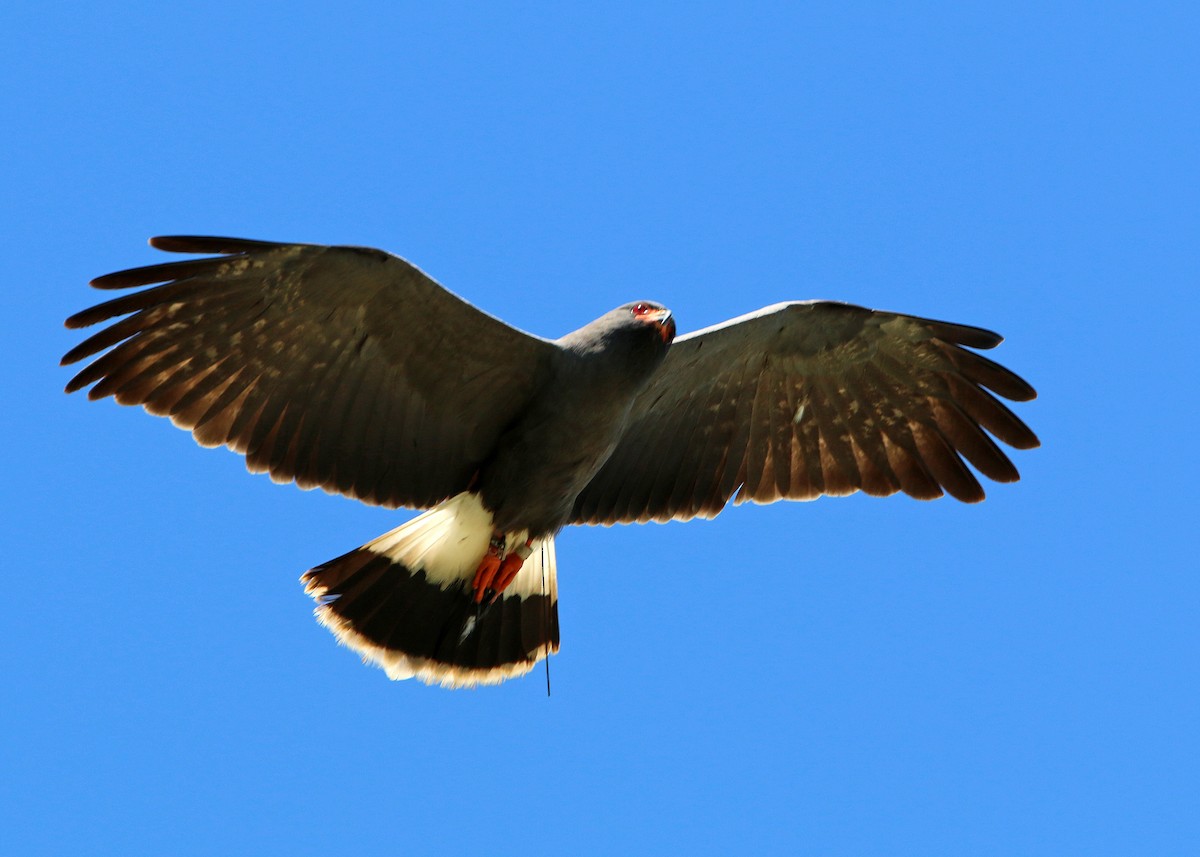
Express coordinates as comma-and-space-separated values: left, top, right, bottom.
4, 3, 1197, 855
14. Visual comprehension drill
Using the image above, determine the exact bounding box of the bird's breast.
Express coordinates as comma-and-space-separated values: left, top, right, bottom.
477, 363, 646, 535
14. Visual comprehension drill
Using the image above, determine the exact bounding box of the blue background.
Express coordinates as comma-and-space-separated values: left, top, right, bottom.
4, 3, 1196, 854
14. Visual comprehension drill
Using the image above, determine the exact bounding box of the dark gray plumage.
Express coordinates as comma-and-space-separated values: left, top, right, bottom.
64, 237, 560, 510
573, 301, 1039, 524
63, 236, 1038, 687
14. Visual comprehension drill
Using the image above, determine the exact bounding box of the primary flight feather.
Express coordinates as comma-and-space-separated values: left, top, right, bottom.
63, 237, 1038, 687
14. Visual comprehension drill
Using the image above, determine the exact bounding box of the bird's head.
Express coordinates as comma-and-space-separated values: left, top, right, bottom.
558, 301, 676, 376
625, 301, 676, 344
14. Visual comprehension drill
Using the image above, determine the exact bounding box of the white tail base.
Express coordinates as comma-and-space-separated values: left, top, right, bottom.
362, 492, 555, 601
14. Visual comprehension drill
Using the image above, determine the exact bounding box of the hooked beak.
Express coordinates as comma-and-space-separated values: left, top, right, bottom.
648, 308, 675, 343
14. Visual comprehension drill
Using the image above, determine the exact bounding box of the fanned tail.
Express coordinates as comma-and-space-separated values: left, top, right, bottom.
301, 493, 559, 688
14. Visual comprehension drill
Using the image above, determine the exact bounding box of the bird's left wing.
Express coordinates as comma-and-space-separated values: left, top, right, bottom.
571, 301, 1039, 525
63, 237, 558, 510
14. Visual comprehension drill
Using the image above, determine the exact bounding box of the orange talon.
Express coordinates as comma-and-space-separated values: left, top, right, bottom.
492, 555, 525, 595
490, 540, 534, 599
471, 533, 507, 602
471, 554, 501, 602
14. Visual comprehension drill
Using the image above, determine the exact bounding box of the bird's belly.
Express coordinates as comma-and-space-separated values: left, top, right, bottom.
478, 404, 628, 536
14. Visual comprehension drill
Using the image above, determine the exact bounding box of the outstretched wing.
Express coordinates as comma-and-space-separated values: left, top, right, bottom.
571, 301, 1039, 525
63, 237, 557, 509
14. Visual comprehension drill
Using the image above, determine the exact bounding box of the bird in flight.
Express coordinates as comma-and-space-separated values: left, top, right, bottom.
63, 236, 1039, 688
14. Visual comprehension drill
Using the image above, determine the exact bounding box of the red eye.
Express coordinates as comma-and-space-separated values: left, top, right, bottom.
631, 303, 652, 316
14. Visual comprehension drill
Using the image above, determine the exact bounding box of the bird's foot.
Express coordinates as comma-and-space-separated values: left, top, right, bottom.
470, 534, 533, 603
491, 539, 534, 596
470, 533, 506, 602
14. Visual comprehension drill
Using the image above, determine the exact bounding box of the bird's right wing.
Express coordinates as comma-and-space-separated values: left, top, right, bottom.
571, 301, 1039, 525
63, 237, 558, 510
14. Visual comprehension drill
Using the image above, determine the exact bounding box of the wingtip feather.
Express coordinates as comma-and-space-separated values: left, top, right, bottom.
148, 235, 288, 254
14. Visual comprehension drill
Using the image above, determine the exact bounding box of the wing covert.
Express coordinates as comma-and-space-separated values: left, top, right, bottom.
63, 237, 558, 509
571, 301, 1038, 525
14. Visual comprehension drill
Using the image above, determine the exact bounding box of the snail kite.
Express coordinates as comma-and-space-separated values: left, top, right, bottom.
63, 236, 1039, 687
